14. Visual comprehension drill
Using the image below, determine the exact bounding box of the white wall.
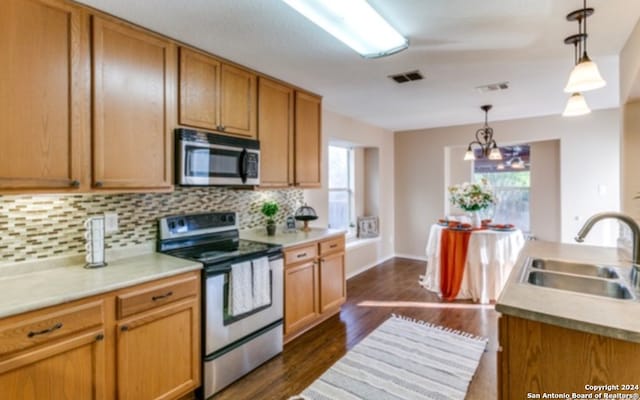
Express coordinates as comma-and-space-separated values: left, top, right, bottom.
305, 109, 395, 276
529, 140, 561, 242
394, 109, 621, 258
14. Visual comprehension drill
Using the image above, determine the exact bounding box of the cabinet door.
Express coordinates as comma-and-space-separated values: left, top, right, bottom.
179, 47, 220, 131
92, 16, 175, 190
0, 329, 106, 400
0, 0, 85, 191
220, 64, 257, 138
117, 299, 200, 400
258, 77, 294, 188
294, 91, 321, 188
284, 260, 319, 335
319, 252, 346, 313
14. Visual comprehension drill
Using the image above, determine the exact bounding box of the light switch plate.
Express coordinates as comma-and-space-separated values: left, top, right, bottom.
104, 212, 119, 233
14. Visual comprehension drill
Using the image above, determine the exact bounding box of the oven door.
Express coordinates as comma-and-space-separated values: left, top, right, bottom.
204, 255, 283, 355
178, 139, 259, 186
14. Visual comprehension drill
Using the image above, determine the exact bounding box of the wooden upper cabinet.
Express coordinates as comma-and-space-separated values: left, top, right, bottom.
92, 16, 175, 190
294, 91, 322, 188
179, 47, 257, 138
179, 47, 220, 131
258, 77, 294, 188
220, 64, 257, 138
0, 0, 85, 191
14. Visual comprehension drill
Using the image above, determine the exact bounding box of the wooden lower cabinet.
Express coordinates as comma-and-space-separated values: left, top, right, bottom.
498, 314, 640, 399
0, 271, 200, 400
319, 251, 346, 313
0, 329, 106, 400
117, 299, 199, 400
284, 235, 345, 343
284, 260, 319, 335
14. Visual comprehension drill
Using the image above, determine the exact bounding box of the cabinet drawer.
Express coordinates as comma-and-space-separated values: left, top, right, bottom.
320, 236, 345, 256
0, 301, 103, 356
117, 275, 198, 319
284, 244, 317, 265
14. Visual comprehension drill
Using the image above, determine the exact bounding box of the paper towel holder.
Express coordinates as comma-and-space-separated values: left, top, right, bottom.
84, 216, 108, 269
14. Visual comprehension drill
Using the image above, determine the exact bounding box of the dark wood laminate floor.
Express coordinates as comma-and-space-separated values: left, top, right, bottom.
214, 258, 498, 400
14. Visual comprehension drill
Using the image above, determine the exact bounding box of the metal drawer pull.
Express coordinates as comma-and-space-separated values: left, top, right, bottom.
28, 322, 63, 338
296, 253, 307, 258
152, 291, 173, 301
330, 244, 337, 248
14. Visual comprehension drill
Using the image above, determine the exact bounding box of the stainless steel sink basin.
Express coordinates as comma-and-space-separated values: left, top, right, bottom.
527, 271, 633, 299
530, 258, 619, 279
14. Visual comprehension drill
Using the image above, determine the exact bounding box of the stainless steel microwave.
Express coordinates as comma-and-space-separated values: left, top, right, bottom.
175, 128, 260, 186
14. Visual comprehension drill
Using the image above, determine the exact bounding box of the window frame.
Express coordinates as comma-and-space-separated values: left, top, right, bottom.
328, 145, 355, 236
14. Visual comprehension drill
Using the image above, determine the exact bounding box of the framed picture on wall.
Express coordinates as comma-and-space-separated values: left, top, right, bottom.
357, 216, 379, 238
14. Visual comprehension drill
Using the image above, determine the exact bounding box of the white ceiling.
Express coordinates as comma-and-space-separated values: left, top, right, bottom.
77, 0, 640, 131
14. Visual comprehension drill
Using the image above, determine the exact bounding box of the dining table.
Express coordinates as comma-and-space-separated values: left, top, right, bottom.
420, 223, 525, 304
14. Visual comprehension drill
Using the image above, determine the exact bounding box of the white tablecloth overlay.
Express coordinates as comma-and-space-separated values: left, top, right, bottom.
420, 224, 525, 304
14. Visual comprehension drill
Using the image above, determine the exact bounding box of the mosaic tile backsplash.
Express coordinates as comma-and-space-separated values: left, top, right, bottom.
0, 187, 304, 263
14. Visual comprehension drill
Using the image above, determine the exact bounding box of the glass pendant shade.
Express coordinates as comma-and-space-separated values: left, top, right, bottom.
488, 147, 502, 160
562, 92, 591, 117
564, 56, 606, 93
464, 149, 476, 161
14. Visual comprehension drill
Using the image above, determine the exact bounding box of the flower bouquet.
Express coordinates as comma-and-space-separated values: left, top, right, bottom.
448, 178, 496, 227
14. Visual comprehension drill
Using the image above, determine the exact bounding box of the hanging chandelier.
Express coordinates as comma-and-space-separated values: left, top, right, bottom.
562, 0, 606, 116
464, 105, 502, 161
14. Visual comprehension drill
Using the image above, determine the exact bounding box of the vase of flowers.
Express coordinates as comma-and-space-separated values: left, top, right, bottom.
448, 178, 496, 228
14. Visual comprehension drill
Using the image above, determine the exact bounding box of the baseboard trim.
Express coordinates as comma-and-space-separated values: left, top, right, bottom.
393, 253, 428, 262
346, 254, 395, 280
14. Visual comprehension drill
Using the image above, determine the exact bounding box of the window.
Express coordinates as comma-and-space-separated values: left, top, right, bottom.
473, 145, 531, 232
328, 145, 354, 230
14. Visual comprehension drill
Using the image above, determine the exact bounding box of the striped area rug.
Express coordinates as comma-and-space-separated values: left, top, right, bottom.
291, 315, 488, 400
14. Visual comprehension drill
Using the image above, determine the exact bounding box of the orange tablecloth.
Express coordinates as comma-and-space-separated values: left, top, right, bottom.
439, 229, 473, 300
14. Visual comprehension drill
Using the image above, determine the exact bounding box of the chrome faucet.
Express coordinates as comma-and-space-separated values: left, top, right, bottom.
575, 211, 640, 288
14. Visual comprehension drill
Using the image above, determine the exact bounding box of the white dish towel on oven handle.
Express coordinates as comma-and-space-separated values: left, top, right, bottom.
229, 260, 253, 316
252, 256, 271, 309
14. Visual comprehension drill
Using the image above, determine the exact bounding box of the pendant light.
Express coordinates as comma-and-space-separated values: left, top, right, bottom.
562, 17, 592, 117
464, 105, 502, 161
564, 1, 606, 93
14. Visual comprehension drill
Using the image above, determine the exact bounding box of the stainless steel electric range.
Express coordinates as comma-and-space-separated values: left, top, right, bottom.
157, 212, 283, 399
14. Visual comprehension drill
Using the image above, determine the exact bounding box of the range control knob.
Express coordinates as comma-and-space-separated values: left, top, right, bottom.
228, 215, 235, 224
168, 221, 176, 230
220, 215, 227, 223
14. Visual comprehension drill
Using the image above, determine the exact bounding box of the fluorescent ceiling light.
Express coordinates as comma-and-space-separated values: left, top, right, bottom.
282, 0, 408, 58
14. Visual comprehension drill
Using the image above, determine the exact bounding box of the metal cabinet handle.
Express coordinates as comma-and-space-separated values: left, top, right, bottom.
28, 322, 63, 338
320, 258, 326, 262
296, 253, 307, 258
152, 291, 173, 301
330, 244, 337, 249
70, 180, 80, 188
96, 333, 104, 341
94, 181, 103, 188
121, 325, 129, 332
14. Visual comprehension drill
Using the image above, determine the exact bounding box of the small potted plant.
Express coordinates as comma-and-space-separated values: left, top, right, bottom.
261, 201, 279, 236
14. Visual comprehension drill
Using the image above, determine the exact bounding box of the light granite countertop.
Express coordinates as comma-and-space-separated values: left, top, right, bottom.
496, 240, 640, 343
0, 247, 202, 319
240, 227, 346, 248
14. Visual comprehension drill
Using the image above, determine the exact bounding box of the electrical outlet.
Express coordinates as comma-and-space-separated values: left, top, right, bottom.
104, 212, 119, 234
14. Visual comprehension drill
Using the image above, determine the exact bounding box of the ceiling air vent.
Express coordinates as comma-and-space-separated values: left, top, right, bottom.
475, 81, 510, 93
389, 70, 424, 84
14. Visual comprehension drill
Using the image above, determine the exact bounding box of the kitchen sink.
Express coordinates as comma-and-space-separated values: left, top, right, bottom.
526, 270, 633, 300
530, 258, 619, 279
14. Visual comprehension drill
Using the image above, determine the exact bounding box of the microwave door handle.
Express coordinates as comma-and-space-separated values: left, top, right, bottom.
239, 148, 248, 183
